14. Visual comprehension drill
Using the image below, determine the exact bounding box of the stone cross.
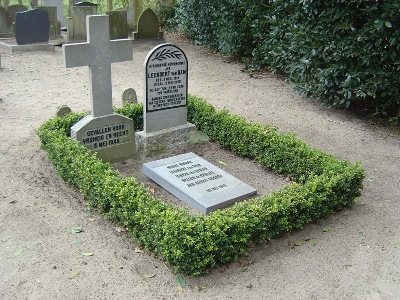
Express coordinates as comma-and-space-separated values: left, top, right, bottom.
63, 15, 133, 117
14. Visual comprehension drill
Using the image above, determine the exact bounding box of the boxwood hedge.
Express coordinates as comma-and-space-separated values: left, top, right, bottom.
38, 95, 364, 275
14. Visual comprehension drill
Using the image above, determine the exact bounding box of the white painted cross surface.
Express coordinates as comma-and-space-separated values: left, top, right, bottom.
63, 15, 133, 117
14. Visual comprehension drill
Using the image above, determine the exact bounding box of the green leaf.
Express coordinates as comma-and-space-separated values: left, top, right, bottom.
323, 226, 331, 232
218, 160, 227, 166
144, 274, 156, 278
389, 241, 400, 248
73, 239, 83, 245
385, 21, 392, 28
68, 270, 80, 279
294, 241, 303, 246
308, 239, 317, 246
82, 252, 93, 256
14, 248, 24, 257
71, 227, 84, 233
177, 274, 186, 288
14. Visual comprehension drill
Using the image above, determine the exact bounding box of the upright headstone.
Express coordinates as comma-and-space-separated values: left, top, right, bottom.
121, 88, 137, 104
0, 6, 13, 34
43, 0, 66, 27
143, 152, 257, 214
115, 7, 134, 31
107, 10, 128, 40
67, 1, 97, 42
15, 9, 50, 45
135, 43, 196, 154
136, 8, 160, 39
63, 15, 135, 163
36, 6, 60, 37
6, 4, 27, 23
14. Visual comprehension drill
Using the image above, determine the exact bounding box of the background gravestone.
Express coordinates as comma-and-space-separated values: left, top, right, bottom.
6, 4, 27, 23
115, 7, 134, 31
15, 9, 50, 45
137, 8, 160, 39
121, 88, 137, 104
43, 0, 66, 27
107, 10, 128, 40
0, 6, 13, 34
36, 6, 60, 37
67, 1, 97, 42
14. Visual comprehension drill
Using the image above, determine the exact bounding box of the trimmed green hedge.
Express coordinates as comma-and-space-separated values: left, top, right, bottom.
38, 95, 364, 275
175, 0, 400, 120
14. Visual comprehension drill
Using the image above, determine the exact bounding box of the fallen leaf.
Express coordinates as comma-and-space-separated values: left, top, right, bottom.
196, 285, 206, 291
308, 239, 317, 246
71, 227, 84, 233
177, 274, 186, 289
148, 187, 155, 194
14, 248, 24, 257
73, 239, 83, 245
323, 226, 331, 233
135, 247, 145, 254
82, 252, 93, 256
68, 270, 80, 279
88, 218, 96, 222
294, 241, 304, 246
389, 241, 400, 248
144, 274, 156, 278
218, 160, 227, 166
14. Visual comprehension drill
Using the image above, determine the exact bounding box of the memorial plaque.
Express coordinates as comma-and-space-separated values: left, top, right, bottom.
143, 43, 188, 133
143, 152, 257, 214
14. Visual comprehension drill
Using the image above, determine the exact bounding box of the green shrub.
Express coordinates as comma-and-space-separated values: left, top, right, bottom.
175, 0, 400, 120
38, 95, 364, 275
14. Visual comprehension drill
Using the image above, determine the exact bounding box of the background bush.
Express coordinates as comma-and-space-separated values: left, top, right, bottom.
175, 0, 400, 121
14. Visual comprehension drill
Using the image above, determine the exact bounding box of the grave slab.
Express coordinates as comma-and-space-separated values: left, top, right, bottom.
143, 152, 257, 214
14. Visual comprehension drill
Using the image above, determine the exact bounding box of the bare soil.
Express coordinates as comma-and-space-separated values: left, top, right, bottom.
1, 33, 400, 299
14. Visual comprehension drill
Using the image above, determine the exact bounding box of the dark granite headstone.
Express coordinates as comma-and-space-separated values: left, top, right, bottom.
73, 1, 98, 7
15, 9, 50, 45
6, 5, 27, 23
0, 6, 13, 34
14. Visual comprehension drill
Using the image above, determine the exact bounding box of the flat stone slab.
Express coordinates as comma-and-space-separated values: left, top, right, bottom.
0, 41, 55, 52
143, 152, 257, 214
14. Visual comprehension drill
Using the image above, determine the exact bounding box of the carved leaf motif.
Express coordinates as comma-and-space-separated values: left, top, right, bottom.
152, 48, 183, 61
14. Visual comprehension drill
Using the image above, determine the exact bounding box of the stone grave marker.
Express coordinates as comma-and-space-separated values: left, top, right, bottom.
67, 1, 97, 42
36, 6, 60, 37
0, 6, 13, 34
136, 8, 162, 39
135, 43, 196, 154
43, 0, 66, 27
143, 152, 257, 214
121, 88, 137, 104
56, 105, 72, 117
63, 15, 135, 163
15, 9, 50, 45
6, 4, 27, 23
107, 10, 128, 40
115, 7, 134, 31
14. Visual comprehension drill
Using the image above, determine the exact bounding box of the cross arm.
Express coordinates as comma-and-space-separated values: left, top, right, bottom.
110, 39, 133, 63
63, 42, 92, 68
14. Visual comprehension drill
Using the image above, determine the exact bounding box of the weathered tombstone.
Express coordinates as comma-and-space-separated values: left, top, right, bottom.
136, 8, 161, 39
0, 6, 13, 34
15, 9, 50, 45
143, 152, 257, 214
6, 4, 27, 23
115, 7, 134, 31
107, 10, 128, 40
36, 6, 60, 37
56, 105, 72, 117
67, 1, 97, 42
135, 43, 195, 153
63, 15, 135, 163
121, 88, 137, 104
43, 0, 66, 27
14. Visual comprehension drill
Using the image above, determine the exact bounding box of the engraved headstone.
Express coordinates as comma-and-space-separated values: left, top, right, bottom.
63, 15, 135, 163
143, 152, 257, 214
122, 88, 137, 104
0, 6, 13, 34
15, 9, 50, 45
6, 4, 27, 23
135, 43, 195, 154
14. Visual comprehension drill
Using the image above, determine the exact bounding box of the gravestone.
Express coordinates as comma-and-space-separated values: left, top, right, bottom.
107, 10, 128, 40
135, 43, 196, 154
67, 2, 97, 42
36, 6, 60, 37
15, 9, 50, 45
115, 7, 134, 31
6, 4, 27, 23
121, 88, 137, 104
0, 6, 13, 34
43, 0, 66, 27
143, 152, 257, 214
136, 8, 162, 39
56, 105, 72, 117
63, 15, 135, 163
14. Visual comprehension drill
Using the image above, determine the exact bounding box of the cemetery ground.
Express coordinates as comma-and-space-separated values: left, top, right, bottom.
1, 33, 400, 299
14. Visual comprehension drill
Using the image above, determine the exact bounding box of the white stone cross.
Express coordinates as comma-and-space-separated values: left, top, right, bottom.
63, 15, 133, 117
